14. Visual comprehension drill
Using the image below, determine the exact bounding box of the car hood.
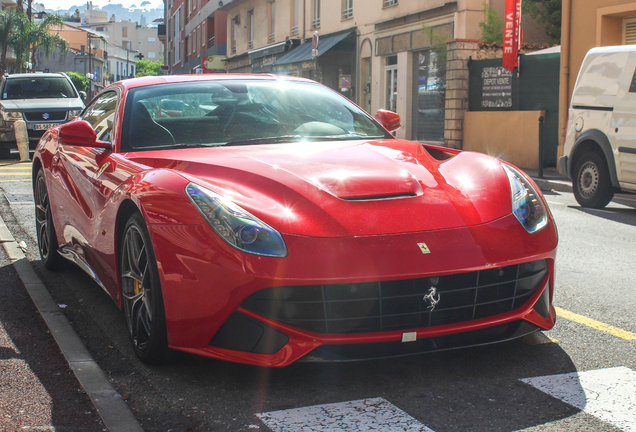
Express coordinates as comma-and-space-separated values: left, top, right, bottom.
0, 98, 83, 110
129, 139, 514, 237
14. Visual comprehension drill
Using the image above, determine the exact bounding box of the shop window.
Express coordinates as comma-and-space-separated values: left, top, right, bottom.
413, 49, 445, 142
385, 55, 398, 113
342, 0, 352, 20
312, 0, 320, 29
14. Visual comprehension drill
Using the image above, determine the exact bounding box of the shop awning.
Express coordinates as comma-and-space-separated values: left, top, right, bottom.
275, 31, 353, 65
249, 40, 293, 60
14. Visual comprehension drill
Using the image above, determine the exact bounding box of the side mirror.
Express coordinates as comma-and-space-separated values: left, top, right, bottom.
374, 109, 401, 133
58, 120, 111, 149
79, 91, 87, 101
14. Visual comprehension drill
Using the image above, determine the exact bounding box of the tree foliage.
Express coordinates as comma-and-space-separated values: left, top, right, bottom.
523, 0, 561, 45
135, 59, 162, 77
479, 2, 504, 45
66, 71, 89, 92
0, 10, 68, 74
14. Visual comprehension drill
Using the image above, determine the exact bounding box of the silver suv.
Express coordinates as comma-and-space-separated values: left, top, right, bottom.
0, 73, 85, 159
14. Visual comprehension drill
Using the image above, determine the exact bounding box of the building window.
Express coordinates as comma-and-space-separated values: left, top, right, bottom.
624, 17, 636, 44
268, 2, 275, 43
122, 26, 128, 37
148, 37, 156, 43
312, 0, 320, 29
247, 10, 254, 48
342, 0, 352, 20
385, 55, 397, 113
383, 0, 398, 6
202, 21, 206, 46
148, 51, 156, 58
96, 26, 104, 31
291, 0, 299, 35
231, 15, 239, 54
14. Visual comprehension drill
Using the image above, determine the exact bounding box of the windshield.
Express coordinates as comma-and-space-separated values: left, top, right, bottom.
2, 77, 78, 100
120, 79, 392, 151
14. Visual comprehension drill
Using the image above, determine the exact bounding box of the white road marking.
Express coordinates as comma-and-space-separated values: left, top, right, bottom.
521, 367, 636, 431
257, 397, 435, 432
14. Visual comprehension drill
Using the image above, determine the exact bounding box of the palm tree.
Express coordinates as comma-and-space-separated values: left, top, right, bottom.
0, 10, 21, 75
12, 14, 68, 73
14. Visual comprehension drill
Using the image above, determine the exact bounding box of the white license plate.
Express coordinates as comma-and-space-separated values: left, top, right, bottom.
33, 123, 61, 130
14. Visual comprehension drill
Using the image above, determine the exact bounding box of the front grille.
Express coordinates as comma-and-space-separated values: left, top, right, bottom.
24, 111, 67, 121
241, 259, 548, 335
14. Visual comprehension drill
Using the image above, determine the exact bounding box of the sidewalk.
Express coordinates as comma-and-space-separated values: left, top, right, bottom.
0, 243, 104, 430
524, 167, 573, 193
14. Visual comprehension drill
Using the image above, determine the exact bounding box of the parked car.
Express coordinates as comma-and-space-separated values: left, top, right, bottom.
33, 75, 557, 366
0, 72, 85, 159
560, 45, 636, 208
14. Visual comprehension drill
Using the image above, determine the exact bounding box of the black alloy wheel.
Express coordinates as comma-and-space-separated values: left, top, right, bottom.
120, 213, 168, 364
34, 169, 64, 270
573, 152, 614, 209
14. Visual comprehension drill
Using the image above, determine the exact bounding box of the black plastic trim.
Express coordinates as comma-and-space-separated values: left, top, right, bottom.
571, 105, 613, 111
618, 146, 636, 155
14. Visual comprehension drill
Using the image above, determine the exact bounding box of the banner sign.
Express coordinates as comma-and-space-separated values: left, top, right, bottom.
502, 0, 522, 71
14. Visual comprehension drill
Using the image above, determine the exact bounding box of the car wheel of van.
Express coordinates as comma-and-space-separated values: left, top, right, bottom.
120, 213, 169, 364
573, 152, 614, 209
34, 169, 65, 270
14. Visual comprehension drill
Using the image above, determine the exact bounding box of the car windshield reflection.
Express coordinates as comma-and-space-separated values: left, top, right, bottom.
120, 79, 390, 151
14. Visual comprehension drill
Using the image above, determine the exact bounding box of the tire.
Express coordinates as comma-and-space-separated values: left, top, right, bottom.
573, 152, 615, 209
34, 169, 65, 270
120, 213, 168, 364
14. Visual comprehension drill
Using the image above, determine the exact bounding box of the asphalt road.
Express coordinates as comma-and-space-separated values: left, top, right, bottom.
1, 156, 635, 432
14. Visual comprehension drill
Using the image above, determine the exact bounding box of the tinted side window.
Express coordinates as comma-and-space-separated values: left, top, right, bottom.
81, 91, 118, 142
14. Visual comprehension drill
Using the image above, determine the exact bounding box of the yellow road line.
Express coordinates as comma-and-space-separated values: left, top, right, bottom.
0, 180, 31, 183
0, 172, 31, 175
556, 307, 636, 340
0, 166, 32, 169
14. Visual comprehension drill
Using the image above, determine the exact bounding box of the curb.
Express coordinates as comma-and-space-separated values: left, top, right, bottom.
0, 215, 144, 432
531, 178, 573, 194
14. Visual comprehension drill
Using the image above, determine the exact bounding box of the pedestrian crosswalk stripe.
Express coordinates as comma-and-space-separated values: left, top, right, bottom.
521, 367, 636, 432
556, 307, 636, 340
257, 397, 435, 432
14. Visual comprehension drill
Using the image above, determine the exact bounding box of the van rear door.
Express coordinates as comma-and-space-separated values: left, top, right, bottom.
610, 52, 636, 190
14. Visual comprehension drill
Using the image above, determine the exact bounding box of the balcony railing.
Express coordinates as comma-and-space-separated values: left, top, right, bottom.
291, 25, 299, 36
158, 24, 166, 36
208, 36, 215, 48
312, 18, 320, 29
185, 16, 190, 24
185, 54, 189, 62
248, 40, 254, 49
342, 7, 353, 19
268, 33, 275, 43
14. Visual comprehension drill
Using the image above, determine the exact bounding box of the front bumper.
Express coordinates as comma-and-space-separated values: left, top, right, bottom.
150, 213, 558, 367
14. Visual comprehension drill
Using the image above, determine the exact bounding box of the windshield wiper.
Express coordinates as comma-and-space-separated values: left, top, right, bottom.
132, 142, 221, 151
224, 135, 303, 146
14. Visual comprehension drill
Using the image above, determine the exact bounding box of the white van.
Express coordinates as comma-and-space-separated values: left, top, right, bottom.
560, 45, 636, 208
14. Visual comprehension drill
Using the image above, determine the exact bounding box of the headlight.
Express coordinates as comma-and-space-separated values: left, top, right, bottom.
186, 183, 288, 257
68, 109, 82, 118
1, 109, 22, 121
502, 163, 548, 233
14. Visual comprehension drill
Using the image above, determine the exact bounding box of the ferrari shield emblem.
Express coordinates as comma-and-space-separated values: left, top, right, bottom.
417, 243, 431, 254
96, 162, 110, 179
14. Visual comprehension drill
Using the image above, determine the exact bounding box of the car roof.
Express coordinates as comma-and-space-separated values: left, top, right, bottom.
4, 73, 70, 79
111, 73, 315, 92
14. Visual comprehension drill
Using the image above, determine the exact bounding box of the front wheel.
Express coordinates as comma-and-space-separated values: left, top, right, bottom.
120, 213, 168, 364
34, 169, 65, 270
573, 152, 615, 209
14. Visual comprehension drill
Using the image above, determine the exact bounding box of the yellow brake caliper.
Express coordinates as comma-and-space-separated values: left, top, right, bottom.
134, 280, 144, 296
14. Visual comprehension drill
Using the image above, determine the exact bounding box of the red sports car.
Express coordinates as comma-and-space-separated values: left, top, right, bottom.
33, 75, 557, 367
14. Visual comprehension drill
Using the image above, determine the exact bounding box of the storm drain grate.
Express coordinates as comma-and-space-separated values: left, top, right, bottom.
4, 193, 34, 204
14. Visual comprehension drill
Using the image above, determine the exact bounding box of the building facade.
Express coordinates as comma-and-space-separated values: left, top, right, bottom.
166, 0, 228, 74
559, 0, 636, 159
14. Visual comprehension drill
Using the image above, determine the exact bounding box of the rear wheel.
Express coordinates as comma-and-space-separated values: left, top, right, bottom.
34, 169, 64, 270
120, 213, 168, 364
573, 152, 614, 209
